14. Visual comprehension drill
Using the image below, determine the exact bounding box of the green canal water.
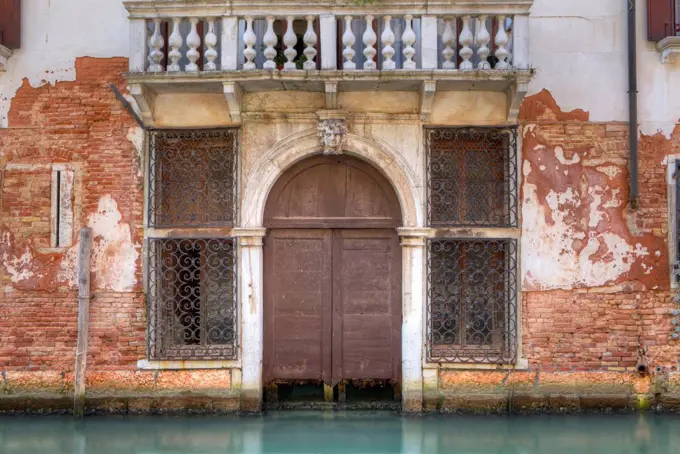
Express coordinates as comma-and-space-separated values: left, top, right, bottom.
1, 411, 680, 453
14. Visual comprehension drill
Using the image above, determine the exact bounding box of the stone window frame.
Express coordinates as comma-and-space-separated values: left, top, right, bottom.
424, 126, 521, 366
50, 163, 75, 249
142, 128, 241, 367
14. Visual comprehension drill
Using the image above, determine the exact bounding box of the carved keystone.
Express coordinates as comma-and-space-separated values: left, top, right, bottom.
317, 118, 347, 155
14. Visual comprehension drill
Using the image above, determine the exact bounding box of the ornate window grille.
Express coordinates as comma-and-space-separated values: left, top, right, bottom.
148, 129, 237, 228
426, 127, 518, 227
425, 126, 519, 364
426, 239, 517, 364
148, 238, 237, 360
146, 128, 239, 361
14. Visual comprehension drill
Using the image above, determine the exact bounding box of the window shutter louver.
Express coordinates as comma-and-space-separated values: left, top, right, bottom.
648, 0, 676, 41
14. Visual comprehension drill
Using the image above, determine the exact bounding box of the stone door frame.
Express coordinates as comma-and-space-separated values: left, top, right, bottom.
236, 128, 426, 412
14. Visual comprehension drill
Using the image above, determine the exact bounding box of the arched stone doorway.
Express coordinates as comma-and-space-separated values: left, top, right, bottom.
263, 155, 403, 398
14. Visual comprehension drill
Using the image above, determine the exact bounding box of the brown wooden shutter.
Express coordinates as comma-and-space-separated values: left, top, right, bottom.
0, 0, 21, 49
648, 0, 676, 41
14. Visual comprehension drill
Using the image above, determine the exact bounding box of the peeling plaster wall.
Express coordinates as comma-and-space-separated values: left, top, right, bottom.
529, 0, 680, 137
517, 90, 680, 374
519, 90, 674, 293
0, 0, 129, 127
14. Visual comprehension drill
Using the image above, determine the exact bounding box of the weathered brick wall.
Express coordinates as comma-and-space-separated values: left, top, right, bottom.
523, 290, 674, 371
518, 90, 680, 372
0, 57, 145, 373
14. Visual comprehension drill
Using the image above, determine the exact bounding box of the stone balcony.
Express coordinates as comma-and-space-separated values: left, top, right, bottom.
123, 0, 533, 125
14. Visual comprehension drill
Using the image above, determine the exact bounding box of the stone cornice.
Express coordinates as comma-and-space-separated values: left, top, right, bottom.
123, 0, 534, 18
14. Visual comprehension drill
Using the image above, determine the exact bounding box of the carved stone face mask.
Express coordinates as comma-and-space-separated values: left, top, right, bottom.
318, 119, 347, 155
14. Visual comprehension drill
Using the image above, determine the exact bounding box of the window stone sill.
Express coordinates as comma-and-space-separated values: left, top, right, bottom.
657, 36, 680, 64
137, 359, 240, 370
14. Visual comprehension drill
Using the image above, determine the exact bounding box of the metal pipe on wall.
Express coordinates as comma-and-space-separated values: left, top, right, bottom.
628, 0, 640, 209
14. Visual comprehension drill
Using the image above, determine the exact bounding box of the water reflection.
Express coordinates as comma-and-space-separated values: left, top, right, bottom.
1, 411, 679, 453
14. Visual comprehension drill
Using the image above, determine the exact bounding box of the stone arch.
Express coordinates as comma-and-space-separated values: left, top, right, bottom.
240, 128, 423, 228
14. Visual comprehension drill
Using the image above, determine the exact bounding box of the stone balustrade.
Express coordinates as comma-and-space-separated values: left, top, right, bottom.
128, 12, 529, 73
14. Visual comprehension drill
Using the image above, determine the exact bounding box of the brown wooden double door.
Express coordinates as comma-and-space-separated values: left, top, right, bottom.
263, 228, 401, 387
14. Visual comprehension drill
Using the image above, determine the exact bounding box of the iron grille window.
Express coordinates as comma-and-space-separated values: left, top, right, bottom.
149, 129, 236, 227
426, 127, 518, 227
148, 238, 237, 360
426, 239, 517, 364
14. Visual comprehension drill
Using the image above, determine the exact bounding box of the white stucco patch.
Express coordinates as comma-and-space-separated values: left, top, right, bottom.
554, 146, 580, 165
60, 195, 139, 292
0, 233, 36, 283
522, 182, 648, 290
0, 0, 129, 127
126, 126, 144, 156
126, 126, 145, 177
87, 195, 139, 292
587, 186, 605, 228
596, 165, 622, 180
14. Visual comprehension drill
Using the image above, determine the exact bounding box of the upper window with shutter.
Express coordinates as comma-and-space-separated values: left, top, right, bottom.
0, 0, 20, 49
648, 0, 679, 41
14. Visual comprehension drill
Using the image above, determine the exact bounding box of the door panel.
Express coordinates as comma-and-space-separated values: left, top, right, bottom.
332, 229, 401, 385
264, 229, 332, 384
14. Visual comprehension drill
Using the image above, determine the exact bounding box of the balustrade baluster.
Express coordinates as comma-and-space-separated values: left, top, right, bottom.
381, 16, 396, 70
167, 18, 182, 72
283, 16, 297, 70
204, 19, 218, 70
402, 15, 416, 69
186, 18, 201, 72
495, 15, 510, 69
441, 17, 456, 69
148, 18, 165, 72
459, 15, 473, 71
303, 16, 318, 70
476, 15, 491, 70
263, 16, 278, 70
363, 15, 377, 70
243, 16, 257, 70
342, 16, 356, 70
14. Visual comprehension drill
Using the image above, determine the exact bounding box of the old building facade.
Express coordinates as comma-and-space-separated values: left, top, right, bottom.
1, 0, 680, 413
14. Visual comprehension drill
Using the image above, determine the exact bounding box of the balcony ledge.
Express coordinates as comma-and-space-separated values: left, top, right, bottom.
124, 69, 533, 125
123, 0, 534, 18
657, 37, 680, 64
0, 45, 12, 72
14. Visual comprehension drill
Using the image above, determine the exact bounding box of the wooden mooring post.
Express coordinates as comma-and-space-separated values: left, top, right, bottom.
73, 228, 92, 418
